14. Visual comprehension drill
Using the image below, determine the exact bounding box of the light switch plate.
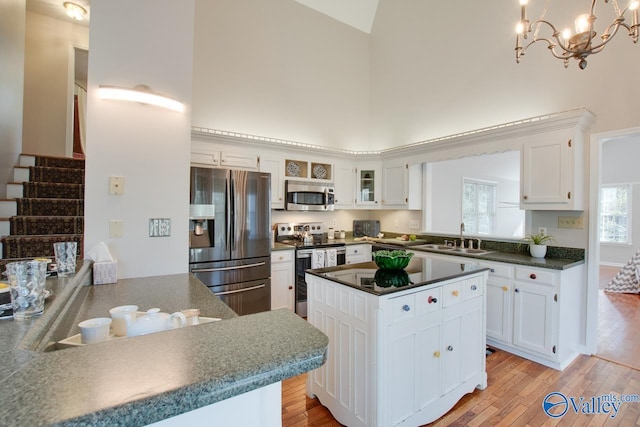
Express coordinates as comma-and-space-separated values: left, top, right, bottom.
149, 218, 171, 237
558, 216, 584, 229
409, 220, 420, 230
109, 220, 123, 238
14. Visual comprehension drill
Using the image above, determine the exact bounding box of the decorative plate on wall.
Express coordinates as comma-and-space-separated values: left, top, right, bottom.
286, 161, 301, 177
312, 164, 327, 179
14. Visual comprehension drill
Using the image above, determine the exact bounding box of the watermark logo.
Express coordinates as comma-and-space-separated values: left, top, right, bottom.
542, 392, 569, 418
543, 392, 640, 419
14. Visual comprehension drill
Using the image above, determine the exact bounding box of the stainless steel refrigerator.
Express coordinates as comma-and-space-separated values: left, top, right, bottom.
188, 167, 271, 315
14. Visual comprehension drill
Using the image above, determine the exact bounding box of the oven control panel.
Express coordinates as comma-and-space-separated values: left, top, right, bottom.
276, 222, 324, 238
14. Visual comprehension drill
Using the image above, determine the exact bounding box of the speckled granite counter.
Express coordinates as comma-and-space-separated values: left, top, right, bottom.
0, 263, 328, 426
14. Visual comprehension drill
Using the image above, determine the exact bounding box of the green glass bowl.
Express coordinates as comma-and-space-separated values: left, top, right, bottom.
374, 269, 411, 288
373, 250, 414, 270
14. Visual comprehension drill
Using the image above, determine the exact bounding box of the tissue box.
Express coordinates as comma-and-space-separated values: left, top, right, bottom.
93, 260, 117, 285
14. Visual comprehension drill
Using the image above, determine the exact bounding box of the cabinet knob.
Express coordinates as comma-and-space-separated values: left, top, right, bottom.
452, 290, 459, 297
288, 286, 293, 290
433, 351, 441, 358
471, 285, 477, 291
402, 304, 411, 312
523, 195, 528, 200
530, 273, 537, 280
447, 345, 454, 352
502, 286, 509, 291
490, 268, 495, 273
428, 296, 437, 304
279, 256, 284, 260
515, 288, 520, 293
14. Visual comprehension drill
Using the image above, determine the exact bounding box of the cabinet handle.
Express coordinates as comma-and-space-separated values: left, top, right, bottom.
502, 286, 508, 291
402, 304, 411, 312
433, 351, 441, 358
515, 288, 520, 293
428, 296, 437, 304
447, 345, 454, 352
452, 290, 459, 297
530, 273, 537, 280
471, 285, 477, 291
288, 286, 293, 290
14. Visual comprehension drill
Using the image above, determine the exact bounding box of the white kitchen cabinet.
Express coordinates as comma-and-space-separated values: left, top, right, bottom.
355, 163, 381, 207
381, 163, 422, 209
270, 250, 294, 311
520, 129, 583, 210
191, 149, 258, 170
476, 259, 584, 370
333, 164, 356, 208
306, 271, 487, 427
259, 157, 284, 209
345, 244, 371, 264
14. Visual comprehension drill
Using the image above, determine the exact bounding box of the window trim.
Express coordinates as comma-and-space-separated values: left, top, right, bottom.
599, 183, 632, 245
462, 177, 498, 236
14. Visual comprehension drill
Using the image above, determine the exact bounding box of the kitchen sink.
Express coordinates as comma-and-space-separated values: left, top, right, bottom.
412, 244, 494, 256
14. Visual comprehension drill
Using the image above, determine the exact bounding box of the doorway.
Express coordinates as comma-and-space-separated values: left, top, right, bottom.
588, 128, 640, 370
66, 46, 88, 158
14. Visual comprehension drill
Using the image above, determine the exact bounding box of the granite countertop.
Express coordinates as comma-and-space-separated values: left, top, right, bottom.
307, 258, 488, 296
0, 263, 328, 426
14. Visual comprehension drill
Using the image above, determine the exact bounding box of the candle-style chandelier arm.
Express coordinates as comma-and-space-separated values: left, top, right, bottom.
515, 0, 639, 69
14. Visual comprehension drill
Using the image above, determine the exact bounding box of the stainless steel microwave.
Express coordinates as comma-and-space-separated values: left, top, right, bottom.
285, 180, 335, 211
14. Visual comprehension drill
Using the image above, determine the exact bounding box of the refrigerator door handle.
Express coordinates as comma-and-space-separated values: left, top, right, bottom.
230, 173, 235, 252
225, 175, 231, 252
214, 284, 266, 296
191, 261, 267, 273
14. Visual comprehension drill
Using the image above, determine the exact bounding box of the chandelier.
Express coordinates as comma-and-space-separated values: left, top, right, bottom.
515, 0, 639, 69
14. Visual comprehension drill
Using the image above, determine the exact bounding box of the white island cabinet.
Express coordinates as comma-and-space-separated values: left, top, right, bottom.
305, 262, 488, 427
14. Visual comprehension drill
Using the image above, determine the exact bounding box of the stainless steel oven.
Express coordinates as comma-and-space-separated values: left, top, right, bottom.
285, 180, 335, 211
295, 245, 346, 317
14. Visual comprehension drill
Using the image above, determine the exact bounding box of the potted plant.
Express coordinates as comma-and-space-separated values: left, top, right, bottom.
522, 232, 554, 258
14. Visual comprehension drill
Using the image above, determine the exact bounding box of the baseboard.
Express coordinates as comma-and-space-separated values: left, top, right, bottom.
599, 262, 625, 268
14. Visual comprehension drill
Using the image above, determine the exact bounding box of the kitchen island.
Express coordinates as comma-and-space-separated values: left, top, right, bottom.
0, 262, 328, 426
305, 258, 489, 427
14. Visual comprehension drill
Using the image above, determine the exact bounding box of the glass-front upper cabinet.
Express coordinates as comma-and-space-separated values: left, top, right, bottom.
356, 165, 380, 207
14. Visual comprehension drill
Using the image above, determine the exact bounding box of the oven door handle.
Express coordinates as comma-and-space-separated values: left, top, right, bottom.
214, 284, 266, 296
192, 261, 266, 273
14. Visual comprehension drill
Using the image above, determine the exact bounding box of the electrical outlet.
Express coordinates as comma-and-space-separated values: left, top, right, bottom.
332, 218, 337, 227
409, 220, 419, 230
109, 220, 123, 238
538, 227, 547, 236
558, 216, 584, 229
149, 218, 171, 237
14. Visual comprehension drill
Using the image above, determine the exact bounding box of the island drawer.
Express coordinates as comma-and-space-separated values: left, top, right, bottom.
443, 277, 483, 307
387, 286, 443, 324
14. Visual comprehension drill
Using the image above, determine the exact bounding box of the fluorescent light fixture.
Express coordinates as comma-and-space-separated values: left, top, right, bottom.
98, 85, 185, 112
64, 2, 87, 20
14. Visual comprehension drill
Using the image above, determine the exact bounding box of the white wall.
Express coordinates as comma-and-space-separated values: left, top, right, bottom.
22, 11, 88, 157
600, 135, 640, 265
84, 0, 194, 278
191, 0, 371, 151
369, 1, 640, 151
0, 0, 26, 196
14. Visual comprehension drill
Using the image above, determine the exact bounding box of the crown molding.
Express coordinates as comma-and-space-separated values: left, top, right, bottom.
191, 107, 596, 158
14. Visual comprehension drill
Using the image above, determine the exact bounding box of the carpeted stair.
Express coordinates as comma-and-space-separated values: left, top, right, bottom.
1, 155, 84, 272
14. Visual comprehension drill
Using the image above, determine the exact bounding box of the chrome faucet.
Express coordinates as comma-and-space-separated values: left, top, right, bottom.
459, 223, 465, 248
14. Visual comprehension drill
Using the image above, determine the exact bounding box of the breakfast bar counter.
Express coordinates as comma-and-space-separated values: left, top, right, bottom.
0, 262, 328, 426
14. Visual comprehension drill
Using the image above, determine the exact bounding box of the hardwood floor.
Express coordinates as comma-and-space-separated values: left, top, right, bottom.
282, 351, 640, 426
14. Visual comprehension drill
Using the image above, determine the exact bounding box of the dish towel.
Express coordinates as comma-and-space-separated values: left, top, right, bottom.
311, 249, 326, 269
325, 248, 337, 267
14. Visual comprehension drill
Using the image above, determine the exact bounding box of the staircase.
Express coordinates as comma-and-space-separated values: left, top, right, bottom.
0, 155, 84, 272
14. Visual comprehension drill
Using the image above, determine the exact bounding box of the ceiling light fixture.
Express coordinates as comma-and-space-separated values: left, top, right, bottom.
98, 85, 185, 113
63, 2, 87, 21
515, 0, 639, 69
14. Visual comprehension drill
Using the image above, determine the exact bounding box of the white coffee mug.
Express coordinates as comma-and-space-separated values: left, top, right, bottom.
78, 317, 112, 344
109, 305, 139, 337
